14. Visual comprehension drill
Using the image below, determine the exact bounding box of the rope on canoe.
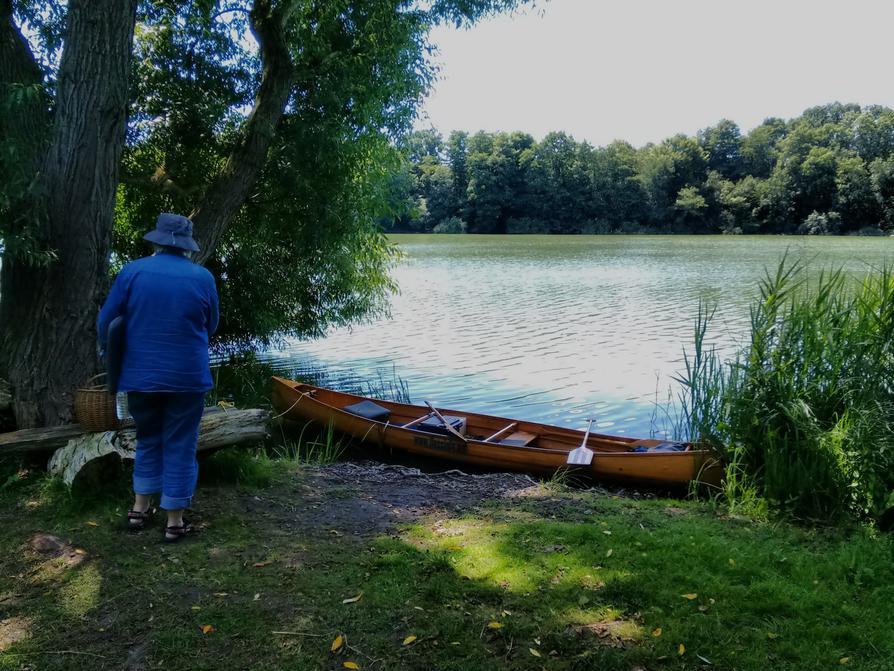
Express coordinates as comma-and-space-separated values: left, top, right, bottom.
270, 391, 312, 420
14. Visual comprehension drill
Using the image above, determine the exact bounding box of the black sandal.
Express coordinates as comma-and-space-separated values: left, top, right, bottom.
163, 519, 193, 543
126, 508, 154, 531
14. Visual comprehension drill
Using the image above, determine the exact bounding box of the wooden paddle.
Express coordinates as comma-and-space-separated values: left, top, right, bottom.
566, 418, 595, 465
424, 401, 468, 443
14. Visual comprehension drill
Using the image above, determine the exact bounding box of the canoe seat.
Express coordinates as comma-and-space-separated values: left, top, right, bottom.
343, 400, 391, 422
499, 431, 537, 446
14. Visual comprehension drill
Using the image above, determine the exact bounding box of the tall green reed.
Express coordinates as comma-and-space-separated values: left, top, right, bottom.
674, 257, 894, 522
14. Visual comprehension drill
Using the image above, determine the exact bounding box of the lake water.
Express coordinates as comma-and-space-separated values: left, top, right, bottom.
260, 235, 894, 437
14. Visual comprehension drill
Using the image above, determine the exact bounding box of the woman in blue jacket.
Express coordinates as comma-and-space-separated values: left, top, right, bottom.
97, 213, 219, 542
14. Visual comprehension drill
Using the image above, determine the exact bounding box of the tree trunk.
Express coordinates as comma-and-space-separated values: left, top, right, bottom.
191, 0, 295, 263
0, 0, 138, 428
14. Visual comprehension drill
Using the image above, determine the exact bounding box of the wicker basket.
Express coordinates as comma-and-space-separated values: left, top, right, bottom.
74, 373, 120, 432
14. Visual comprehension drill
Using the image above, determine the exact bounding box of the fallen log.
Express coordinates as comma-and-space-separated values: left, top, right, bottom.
0, 406, 268, 458
44, 407, 270, 485
0, 423, 87, 457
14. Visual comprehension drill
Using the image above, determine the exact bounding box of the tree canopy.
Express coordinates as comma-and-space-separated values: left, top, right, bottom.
0, 0, 536, 426
390, 104, 894, 236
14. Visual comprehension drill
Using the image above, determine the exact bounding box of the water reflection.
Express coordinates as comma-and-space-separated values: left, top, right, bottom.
259, 235, 894, 437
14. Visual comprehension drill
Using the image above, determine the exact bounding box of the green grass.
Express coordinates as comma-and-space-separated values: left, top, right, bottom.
273, 420, 347, 465
1, 463, 892, 670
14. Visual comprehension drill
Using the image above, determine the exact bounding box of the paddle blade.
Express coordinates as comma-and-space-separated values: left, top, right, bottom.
566, 445, 594, 465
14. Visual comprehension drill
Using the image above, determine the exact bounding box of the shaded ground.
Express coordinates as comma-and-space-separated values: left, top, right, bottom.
1, 456, 892, 671
230, 461, 544, 537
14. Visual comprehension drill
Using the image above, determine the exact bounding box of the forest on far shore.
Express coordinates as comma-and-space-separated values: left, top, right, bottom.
384, 102, 894, 236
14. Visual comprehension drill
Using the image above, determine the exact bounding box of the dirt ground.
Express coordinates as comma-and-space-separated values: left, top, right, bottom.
198, 459, 658, 540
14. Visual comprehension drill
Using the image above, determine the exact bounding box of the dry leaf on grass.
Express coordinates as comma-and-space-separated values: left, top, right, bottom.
681, 593, 698, 600
678, 643, 686, 655
486, 621, 502, 630
651, 628, 662, 637
402, 635, 417, 646
342, 593, 363, 604
529, 648, 541, 657
331, 635, 344, 652
343, 662, 360, 669
201, 625, 214, 634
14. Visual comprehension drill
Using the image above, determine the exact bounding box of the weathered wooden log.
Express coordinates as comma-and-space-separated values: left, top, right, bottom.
0, 423, 87, 456
1, 406, 268, 456
46, 407, 270, 485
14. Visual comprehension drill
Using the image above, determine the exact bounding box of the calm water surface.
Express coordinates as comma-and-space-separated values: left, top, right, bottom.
261, 235, 894, 437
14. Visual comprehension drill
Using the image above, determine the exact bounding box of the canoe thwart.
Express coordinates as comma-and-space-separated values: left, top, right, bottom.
484, 422, 518, 443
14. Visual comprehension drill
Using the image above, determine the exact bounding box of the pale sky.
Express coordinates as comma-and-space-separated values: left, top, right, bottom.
418, 0, 894, 147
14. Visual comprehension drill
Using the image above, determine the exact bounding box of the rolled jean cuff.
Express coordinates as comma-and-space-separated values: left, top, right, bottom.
133, 476, 162, 496
160, 493, 192, 510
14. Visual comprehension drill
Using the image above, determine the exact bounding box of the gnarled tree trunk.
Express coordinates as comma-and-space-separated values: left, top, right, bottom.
0, 0, 138, 428
191, 0, 296, 262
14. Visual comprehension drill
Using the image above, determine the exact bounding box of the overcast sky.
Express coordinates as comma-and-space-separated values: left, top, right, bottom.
417, 0, 894, 147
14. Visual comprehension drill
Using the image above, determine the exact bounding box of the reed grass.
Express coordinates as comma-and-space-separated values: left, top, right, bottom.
673, 256, 894, 523
274, 420, 347, 465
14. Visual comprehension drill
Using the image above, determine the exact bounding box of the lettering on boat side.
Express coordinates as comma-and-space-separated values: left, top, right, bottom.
413, 435, 467, 454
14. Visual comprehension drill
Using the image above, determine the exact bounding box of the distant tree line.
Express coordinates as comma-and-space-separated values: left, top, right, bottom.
384, 103, 894, 235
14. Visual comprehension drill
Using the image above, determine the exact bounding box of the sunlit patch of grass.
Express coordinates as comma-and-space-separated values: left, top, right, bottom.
57, 562, 101, 618
0, 617, 32, 653
1, 465, 892, 670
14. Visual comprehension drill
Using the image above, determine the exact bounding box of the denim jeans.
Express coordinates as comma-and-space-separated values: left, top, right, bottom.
128, 392, 205, 510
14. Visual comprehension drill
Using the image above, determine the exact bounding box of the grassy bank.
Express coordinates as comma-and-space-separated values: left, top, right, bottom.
1, 457, 892, 670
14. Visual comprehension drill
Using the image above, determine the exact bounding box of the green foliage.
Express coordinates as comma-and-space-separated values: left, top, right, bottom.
672, 258, 894, 523
432, 215, 467, 233
7, 0, 537, 351
386, 103, 894, 236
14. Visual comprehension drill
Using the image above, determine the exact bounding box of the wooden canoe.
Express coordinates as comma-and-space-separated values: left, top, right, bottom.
271, 377, 723, 488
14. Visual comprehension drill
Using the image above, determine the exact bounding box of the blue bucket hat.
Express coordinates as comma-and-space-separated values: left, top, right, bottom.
143, 213, 200, 252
